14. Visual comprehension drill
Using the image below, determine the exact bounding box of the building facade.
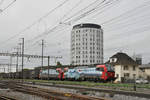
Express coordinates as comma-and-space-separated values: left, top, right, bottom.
71, 23, 103, 65
106, 52, 139, 83
139, 64, 150, 81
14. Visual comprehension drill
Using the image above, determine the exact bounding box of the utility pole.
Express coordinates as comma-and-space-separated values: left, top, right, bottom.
21, 38, 24, 83
15, 46, 20, 72
9, 56, 12, 78
48, 56, 50, 66
48, 56, 50, 80
16, 51, 19, 72
4, 66, 5, 73
41, 39, 44, 80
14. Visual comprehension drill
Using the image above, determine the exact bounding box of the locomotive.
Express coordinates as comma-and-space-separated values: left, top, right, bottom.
39, 64, 116, 82
0, 64, 116, 82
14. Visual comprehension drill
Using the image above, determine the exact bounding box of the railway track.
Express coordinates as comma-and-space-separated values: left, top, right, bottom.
0, 94, 17, 100
24, 81, 150, 99
1, 80, 107, 100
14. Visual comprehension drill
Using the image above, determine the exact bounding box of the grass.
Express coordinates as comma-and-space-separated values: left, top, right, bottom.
1, 78, 150, 89
23, 79, 150, 89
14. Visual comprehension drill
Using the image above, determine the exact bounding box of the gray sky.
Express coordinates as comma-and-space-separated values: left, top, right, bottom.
0, 0, 150, 71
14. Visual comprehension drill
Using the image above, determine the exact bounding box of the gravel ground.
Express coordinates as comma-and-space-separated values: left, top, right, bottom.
1, 84, 149, 100
0, 89, 47, 100
27, 84, 150, 100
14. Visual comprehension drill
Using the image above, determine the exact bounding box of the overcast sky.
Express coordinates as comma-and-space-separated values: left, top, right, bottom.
0, 0, 150, 71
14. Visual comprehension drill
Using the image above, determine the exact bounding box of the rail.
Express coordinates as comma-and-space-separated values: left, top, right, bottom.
0, 94, 17, 100
1, 80, 107, 100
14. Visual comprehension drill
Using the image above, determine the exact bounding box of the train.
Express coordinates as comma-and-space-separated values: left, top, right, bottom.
39, 64, 116, 82
0, 64, 116, 82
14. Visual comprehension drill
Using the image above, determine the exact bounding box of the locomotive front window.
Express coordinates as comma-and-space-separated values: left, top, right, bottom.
105, 64, 114, 72
96, 67, 104, 71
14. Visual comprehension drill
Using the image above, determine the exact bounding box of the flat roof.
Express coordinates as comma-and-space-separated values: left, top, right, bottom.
73, 23, 101, 29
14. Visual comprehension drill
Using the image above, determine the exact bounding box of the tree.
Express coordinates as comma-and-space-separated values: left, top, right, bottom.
56, 61, 62, 68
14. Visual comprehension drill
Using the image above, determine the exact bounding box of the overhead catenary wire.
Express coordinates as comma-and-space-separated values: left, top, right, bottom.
23, 0, 105, 51
25, 1, 122, 59
25, 0, 104, 43
1, 0, 150, 65
29, 0, 150, 64
46, 0, 119, 39
62, 0, 103, 23
2, 0, 115, 51
101, 2, 150, 33
106, 24, 150, 41
90, 0, 121, 20
105, 14, 150, 32
24, 0, 122, 55
101, 0, 150, 25
0, 0, 4, 7
60, 0, 82, 22
26, 0, 118, 44
38, 0, 118, 43
0, 0, 70, 47
1, 0, 16, 12
0, 0, 16, 13
66, 0, 120, 24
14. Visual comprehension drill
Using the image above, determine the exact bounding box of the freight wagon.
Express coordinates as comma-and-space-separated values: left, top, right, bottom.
39, 68, 63, 80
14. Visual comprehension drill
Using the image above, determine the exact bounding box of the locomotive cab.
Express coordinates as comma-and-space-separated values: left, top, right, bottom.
105, 64, 116, 81
56, 68, 64, 80
96, 67, 104, 71
96, 64, 116, 82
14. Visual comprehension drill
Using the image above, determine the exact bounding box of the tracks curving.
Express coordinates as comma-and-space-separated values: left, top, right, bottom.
1, 80, 107, 100
0, 95, 17, 100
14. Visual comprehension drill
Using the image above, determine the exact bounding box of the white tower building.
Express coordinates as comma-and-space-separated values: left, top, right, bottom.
71, 23, 103, 65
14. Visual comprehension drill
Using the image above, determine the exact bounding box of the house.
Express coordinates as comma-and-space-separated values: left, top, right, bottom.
139, 64, 150, 81
106, 52, 139, 83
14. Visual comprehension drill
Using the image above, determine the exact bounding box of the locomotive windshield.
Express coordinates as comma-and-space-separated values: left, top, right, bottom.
105, 64, 114, 72
96, 67, 104, 71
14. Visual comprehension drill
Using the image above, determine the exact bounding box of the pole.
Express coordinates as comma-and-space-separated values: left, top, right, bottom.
41, 39, 44, 80
9, 56, 12, 78
16, 47, 19, 72
16, 47, 19, 79
48, 56, 50, 80
21, 38, 24, 83
3, 66, 5, 73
